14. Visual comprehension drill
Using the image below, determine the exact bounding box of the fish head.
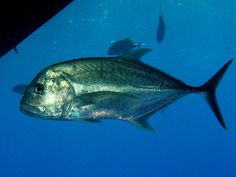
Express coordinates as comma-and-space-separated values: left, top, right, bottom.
20, 69, 75, 119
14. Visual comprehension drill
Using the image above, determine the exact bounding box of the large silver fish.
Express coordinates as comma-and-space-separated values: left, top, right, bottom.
20, 49, 233, 130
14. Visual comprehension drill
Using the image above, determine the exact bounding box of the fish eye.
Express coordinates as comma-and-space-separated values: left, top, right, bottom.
34, 83, 45, 95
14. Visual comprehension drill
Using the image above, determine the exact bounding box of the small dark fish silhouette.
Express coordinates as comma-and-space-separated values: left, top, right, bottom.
12, 84, 28, 94
156, 4, 166, 43
13, 47, 18, 54
107, 37, 141, 55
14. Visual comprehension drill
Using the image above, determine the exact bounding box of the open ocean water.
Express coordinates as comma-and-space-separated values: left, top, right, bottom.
0, 1, 236, 177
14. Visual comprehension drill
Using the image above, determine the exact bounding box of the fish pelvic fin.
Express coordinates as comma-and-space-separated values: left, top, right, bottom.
80, 118, 103, 123
196, 59, 233, 129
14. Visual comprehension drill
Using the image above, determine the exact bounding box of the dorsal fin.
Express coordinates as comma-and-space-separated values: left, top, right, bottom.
121, 48, 152, 62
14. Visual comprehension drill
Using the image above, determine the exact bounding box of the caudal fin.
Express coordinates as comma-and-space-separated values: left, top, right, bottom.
197, 59, 233, 129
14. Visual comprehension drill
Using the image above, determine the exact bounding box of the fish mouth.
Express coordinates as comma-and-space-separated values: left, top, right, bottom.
20, 103, 44, 118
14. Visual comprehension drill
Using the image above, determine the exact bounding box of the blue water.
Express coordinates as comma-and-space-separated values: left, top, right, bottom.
1, 1, 236, 177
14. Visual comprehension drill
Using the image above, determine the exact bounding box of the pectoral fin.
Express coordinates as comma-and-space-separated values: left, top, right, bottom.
76, 91, 138, 105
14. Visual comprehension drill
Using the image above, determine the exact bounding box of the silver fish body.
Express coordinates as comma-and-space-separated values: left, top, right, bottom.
20, 49, 233, 130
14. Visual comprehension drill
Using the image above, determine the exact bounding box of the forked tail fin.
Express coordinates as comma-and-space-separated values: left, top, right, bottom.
197, 59, 233, 129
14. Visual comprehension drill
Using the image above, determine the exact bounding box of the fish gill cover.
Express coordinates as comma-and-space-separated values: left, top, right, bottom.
0, 1, 236, 177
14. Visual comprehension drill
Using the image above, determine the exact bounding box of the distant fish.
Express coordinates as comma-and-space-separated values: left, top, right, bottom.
13, 47, 18, 54
107, 37, 141, 55
156, 4, 166, 43
12, 84, 28, 94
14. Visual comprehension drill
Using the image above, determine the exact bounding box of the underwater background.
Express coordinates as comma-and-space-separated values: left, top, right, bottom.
0, 0, 236, 177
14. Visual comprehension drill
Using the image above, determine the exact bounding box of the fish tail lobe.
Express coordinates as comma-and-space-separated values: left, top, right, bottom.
196, 59, 233, 129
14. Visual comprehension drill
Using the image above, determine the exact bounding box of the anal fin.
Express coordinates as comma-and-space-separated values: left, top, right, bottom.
128, 112, 156, 132
129, 118, 154, 132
